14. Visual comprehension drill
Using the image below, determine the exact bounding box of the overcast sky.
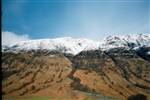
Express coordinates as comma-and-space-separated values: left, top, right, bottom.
2, 0, 150, 43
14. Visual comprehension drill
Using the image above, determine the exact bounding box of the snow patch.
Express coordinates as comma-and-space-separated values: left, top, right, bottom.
147, 51, 150, 55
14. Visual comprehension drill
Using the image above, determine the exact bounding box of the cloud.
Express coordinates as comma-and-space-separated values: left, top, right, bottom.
2, 31, 30, 46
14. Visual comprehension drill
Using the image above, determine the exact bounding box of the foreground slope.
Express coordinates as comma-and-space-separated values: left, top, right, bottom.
2, 48, 150, 100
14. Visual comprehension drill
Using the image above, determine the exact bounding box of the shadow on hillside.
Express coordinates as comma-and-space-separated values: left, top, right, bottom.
127, 94, 147, 100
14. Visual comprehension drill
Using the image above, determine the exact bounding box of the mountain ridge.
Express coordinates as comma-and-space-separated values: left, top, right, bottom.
2, 34, 150, 55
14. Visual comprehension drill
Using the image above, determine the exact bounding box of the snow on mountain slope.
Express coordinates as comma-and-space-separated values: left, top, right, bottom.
2, 34, 150, 55
100, 34, 150, 50
2, 37, 100, 55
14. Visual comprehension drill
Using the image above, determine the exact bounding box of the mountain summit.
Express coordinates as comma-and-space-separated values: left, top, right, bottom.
2, 34, 150, 55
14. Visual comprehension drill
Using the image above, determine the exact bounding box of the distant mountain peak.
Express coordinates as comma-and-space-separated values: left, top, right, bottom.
100, 34, 150, 50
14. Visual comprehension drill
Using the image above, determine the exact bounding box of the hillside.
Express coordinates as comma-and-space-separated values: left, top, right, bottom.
2, 34, 150, 100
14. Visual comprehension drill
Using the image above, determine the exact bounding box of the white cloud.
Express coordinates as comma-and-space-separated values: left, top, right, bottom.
2, 31, 30, 46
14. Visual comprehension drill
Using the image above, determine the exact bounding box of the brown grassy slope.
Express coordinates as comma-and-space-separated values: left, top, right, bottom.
72, 50, 150, 99
2, 52, 73, 97
2, 49, 150, 100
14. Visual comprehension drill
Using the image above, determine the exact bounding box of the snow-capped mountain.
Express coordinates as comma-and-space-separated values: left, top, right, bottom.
2, 34, 150, 55
100, 34, 150, 50
2, 37, 100, 55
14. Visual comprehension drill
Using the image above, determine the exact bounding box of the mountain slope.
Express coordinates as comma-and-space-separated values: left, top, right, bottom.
2, 34, 150, 100
2, 48, 150, 100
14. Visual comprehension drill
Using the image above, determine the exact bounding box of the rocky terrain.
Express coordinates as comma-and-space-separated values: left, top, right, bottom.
2, 34, 150, 100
